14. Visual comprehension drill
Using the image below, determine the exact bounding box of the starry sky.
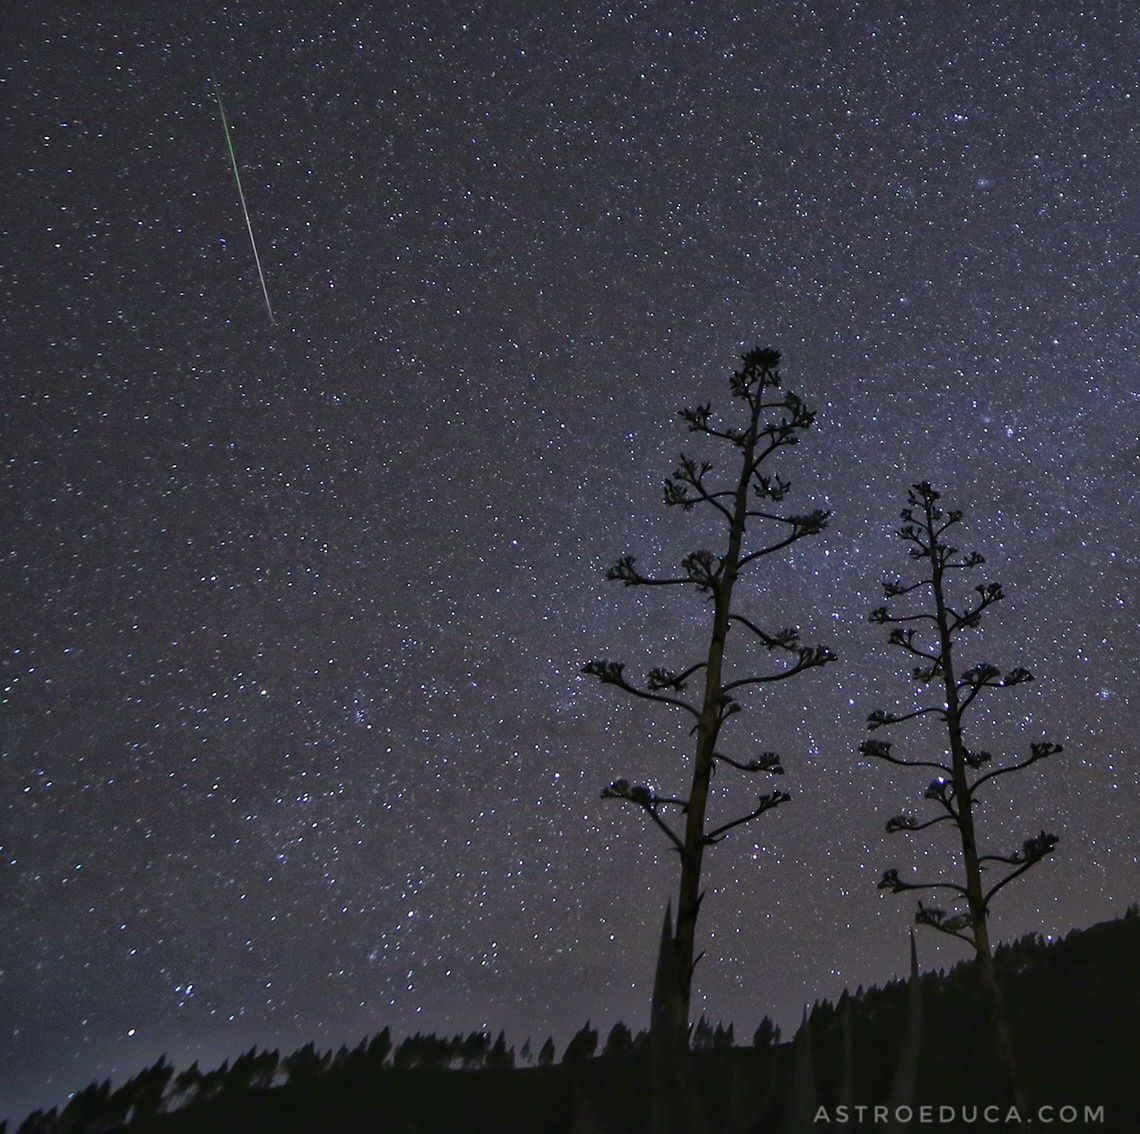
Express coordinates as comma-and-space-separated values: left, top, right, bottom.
3, 1, 1138, 1122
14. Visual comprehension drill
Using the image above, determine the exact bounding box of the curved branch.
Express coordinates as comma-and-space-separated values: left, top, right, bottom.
957, 682, 991, 716
721, 645, 835, 693
738, 510, 830, 568
581, 660, 700, 718
643, 807, 685, 852
882, 577, 930, 598
714, 750, 784, 775
747, 427, 805, 472
736, 531, 804, 568
664, 454, 735, 522
866, 706, 945, 730
983, 832, 1059, 904
878, 869, 969, 897
972, 742, 1062, 793
858, 738, 952, 773
704, 790, 790, 844
943, 550, 986, 571
918, 920, 975, 947
601, 780, 686, 852
915, 901, 977, 947
886, 813, 954, 834
885, 628, 940, 662
647, 661, 707, 693
605, 555, 691, 587
726, 614, 802, 652
983, 859, 1042, 905
678, 404, 752, 449
870, 609, 940, 626
745, 508, 806, 526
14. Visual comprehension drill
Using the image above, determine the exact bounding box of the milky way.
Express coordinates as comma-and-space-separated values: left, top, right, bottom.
3, 4, 1137, 1121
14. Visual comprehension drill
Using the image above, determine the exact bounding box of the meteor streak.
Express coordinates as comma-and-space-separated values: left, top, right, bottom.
210, 76, 275, 325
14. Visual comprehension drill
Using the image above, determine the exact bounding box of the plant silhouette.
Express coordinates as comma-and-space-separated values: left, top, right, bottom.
864, 481, 1064, 1109
583, 348, 833, 1061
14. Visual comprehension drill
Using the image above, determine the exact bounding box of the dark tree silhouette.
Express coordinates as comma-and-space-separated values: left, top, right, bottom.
863, 481, 1063, 1103
537, 1036, 556, 1067
459, 1031, 490, 1070
170, 1061, 203, 1107
55, 1079, 125, 1131
752, 1015, 781, 1047
486, 1031, 515, 1070
366, 1027, 392, 1067
603, 1020, 634, 1058
16, 1109, 58, 1134
222, 1046, 278, 1094
691, 1015, 734, 1049
583, 347, 834, 1045
561, 1021, 599, 1065
282, 1042, 330, 1083
120, 1056, 173, 1122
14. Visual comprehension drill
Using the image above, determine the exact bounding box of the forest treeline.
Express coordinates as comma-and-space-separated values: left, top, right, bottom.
12, 909, 1140, 1133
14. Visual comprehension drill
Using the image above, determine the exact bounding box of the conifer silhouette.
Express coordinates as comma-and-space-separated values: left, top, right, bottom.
562, 1021, 599, 1065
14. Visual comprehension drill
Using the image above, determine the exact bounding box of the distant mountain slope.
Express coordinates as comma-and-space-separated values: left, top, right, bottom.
15, 910, 1140, 1134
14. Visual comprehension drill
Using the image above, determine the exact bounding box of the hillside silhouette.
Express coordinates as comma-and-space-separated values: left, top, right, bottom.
14, 910, 1139, 1134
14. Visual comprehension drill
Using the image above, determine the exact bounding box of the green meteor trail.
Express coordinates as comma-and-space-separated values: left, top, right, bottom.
211, 77, 275, 325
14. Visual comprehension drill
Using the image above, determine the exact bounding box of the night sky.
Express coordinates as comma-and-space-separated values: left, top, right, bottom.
3, 2, 1138, 1122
